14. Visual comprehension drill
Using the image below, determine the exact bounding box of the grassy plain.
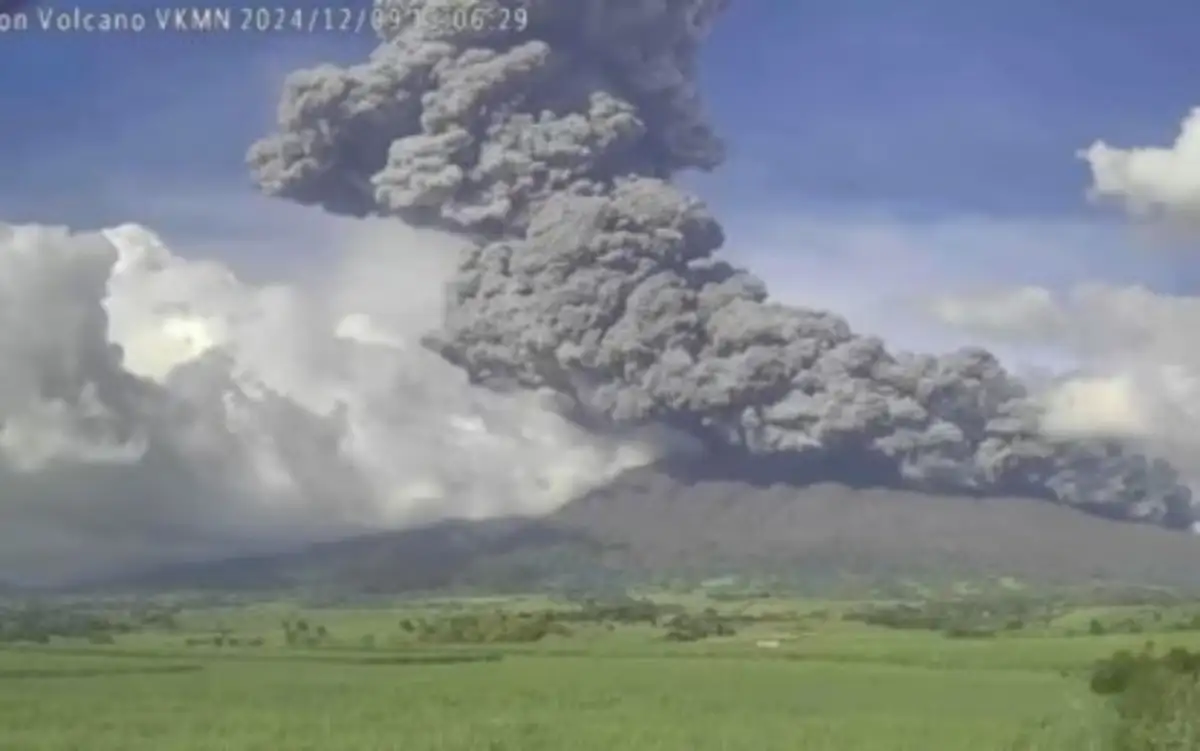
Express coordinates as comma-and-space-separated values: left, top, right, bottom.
1, 593, 1198, 750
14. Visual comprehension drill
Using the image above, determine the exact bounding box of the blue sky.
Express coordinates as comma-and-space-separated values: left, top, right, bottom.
1, 0, 1195, 353
702, 1, 1198, 217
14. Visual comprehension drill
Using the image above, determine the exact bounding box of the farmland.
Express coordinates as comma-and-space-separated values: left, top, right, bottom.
1, 590, 1199, 750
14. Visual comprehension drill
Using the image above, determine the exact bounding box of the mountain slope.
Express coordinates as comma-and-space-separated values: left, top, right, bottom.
84, 458, 1200, 595
553, 468, 1200, 588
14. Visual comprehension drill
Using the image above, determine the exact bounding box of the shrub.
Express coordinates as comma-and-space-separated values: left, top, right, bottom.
943, 625, 996, 639
411, 611, 572, 644
1089, 644, 1200, 750
661, 612, 736, 642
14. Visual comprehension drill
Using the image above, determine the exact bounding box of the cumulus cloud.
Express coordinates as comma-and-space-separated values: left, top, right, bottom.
916, 105, 1200, 485
1081, 107, 1200, 223
924, 283, 1200, 485
0, 219, 661, 582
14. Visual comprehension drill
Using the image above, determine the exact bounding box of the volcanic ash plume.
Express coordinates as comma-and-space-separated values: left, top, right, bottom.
249, 0, 1193, 525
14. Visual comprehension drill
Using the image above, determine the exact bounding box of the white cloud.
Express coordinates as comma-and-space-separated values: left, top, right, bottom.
922, 283, 1200, 481
0, 218, 662, 583
1081, 107, 1200, 223
717, 210, 1184, 374
1038, 375, 1154, 439
881, 104, 1200, 494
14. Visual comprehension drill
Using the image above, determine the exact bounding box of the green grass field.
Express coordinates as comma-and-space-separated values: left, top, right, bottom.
1, 594, 1197, 750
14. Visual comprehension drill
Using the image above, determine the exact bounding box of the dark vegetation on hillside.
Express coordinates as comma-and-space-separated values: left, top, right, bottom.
844, 596, 1200, 641
15, 588, 1200, 653
843, 599, 1062, 638
0, 593, 746, 647
79, 461, 1200, 596
0, 601, 179, 644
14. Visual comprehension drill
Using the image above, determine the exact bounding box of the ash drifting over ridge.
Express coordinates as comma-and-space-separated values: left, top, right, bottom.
249, 0, 1193, 526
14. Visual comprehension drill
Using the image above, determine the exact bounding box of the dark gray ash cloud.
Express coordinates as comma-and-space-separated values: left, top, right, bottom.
249, 0, 1194, 526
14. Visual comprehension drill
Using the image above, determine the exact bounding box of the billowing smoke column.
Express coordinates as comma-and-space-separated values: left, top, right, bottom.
249, 0, 1194, 526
